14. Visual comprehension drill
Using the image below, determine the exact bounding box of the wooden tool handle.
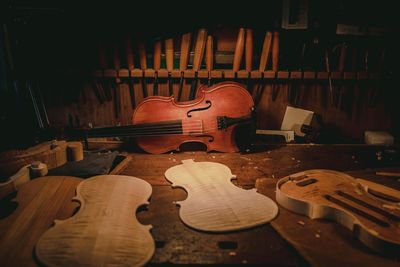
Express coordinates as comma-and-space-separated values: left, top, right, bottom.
245, 29, 253, 72
338, 43, 347, 72
138, 42, 147, 70
259, 32, 273, 72
125, 36, 134, 70
192, 29, 207, 71
206, 35, 214, 72
113, 43, 121, 70
272, 31, 280, 72
98, 43, 108, 69
165, 38, 174, 72
233, 28, 245, 72
153, 40, 162, 71
179, 33, 191, 71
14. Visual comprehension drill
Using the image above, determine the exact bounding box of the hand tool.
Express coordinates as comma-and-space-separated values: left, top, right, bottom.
189, 29, 207, 100
253, 31, 273, 106
124, 35, 136, 107
97, 42, 112, 101
233, 28, 245, 82
138, 42, 148, 98
113, 42, 122, 119
324, 48, 333, 105
271, 31, 280, 101
178, 33, 191, 101
165, 38, 174, 96
153, 40, 162, 96
206, 35, 213, 87
245, 28, 253, 91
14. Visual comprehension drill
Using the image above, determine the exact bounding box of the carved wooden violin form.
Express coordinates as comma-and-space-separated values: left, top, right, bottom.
83, 82, 255, 154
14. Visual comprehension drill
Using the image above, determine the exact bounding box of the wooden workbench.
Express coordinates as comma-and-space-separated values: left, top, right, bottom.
0, 144, 399, 266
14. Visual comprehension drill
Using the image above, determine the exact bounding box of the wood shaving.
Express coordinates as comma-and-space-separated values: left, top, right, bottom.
229, 251, 237, 256
262, 157, 272, 161
240, 156, 251, 161
297, 221, 305, 226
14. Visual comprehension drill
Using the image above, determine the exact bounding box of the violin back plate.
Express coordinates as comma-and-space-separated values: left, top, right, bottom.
165, 159, 278, 232
35, 175, 154, 267
276, 169, 400, 255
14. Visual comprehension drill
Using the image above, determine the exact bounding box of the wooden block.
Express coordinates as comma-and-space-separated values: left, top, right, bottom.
104, 69, 117, 78
264, 71, 276, 79
197, 70, 209, 79
343, 72, 356, 80
157, 69, 169, 78
184, 70, 195, 78
67, 142, 83, 162
330, 71, 342, 79
250, 71, 262, 79
118, 69, 129, 78
290, 71, 302, 79
210, 70, 223, 79
130, 69, 143, 78
277, 71, 289, 79
303, 71, 316, 79
237, 70, 249, 79
317, 72, 329, 79
144, 69, 155, 77
223, 70, 235, 79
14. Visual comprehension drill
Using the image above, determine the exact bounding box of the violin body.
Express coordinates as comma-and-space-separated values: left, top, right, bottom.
165, 159, 278, 232
132, 82, 254, 154
35, 175, 154, 266
276, 170, 400, 255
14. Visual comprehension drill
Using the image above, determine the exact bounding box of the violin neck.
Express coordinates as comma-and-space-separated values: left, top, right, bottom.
85, 120, 183, 138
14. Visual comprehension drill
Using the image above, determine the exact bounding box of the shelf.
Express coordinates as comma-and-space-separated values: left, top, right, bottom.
92, 69, 384, 81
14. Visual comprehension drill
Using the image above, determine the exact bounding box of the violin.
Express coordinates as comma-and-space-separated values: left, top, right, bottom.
82, 82, 255, 154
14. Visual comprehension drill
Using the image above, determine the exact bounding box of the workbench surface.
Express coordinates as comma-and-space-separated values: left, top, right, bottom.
1, 144, 399, 266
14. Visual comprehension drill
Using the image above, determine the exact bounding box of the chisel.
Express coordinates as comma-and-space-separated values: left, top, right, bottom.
253, 31, 273, 106
245, 28, 253, 91
271, 31, 280, 101
124, 35, 136, 107
165, 38, 174, 96
189, 29, 207, 100
97, 42, 112, 101
206, 35, 214, 87
138, 42, 148, 98
233, 28, 245, 78
153, 40, 162, 96
178, 33, 191, 101
113, 42, 122, 119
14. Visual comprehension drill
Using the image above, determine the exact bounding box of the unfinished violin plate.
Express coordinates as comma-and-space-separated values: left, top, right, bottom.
165, 159, 278, 232
276, 169, 400, 255
35, 175, 154, 267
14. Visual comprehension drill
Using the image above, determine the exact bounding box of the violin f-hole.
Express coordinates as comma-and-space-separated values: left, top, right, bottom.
187, 100, 212, 117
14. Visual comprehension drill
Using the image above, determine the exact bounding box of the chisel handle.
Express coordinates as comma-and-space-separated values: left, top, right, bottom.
206, 35, 214, 72
259, 32, 273, 72
245, 29, 253, 72
138, 42, 147, 70
153, 40, 162, 71
125, 36, 134, 70
180, 33, 192, 71
165, 38, 174, 72
233, 28, 245, 72
272, 31, 280, 72
113, 43, 121, 83
193, 29, 207, 71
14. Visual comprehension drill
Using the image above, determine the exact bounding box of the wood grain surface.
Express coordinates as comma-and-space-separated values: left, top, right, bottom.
276, 169, 400, 255
0, 176, 82, 266
35, 175, 154, 267
165, 159, 278, 232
